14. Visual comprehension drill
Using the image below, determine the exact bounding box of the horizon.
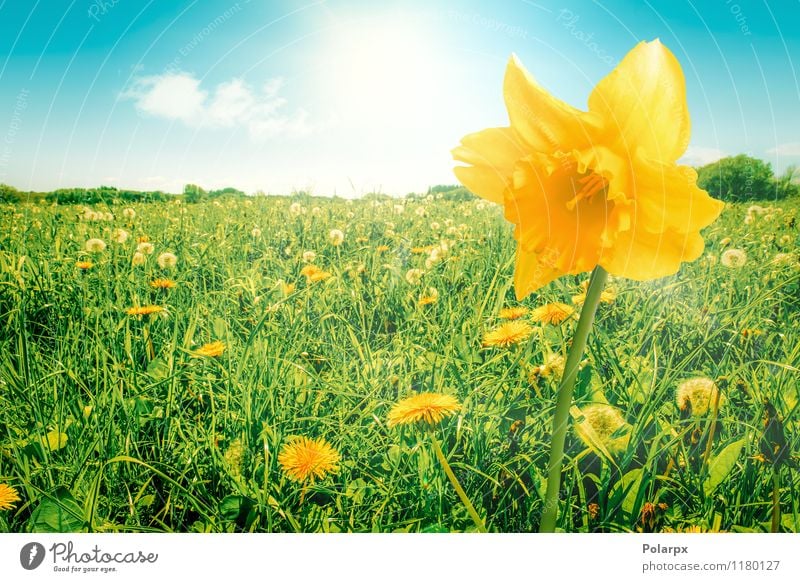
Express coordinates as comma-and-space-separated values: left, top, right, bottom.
1, 1, 799, 196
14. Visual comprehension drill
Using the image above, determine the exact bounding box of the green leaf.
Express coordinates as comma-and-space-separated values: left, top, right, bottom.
609, 468, 643, 517
219, 495, 256, 527
703, 438, 745, 496
28, 487, 85, 532
421, 524, 449, 533
146, 357, 170, 380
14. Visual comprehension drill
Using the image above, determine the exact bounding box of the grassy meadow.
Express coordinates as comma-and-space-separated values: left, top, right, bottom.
0, 192, 798, 532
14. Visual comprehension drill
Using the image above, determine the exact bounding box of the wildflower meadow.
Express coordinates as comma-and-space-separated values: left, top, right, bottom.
0, 187, 797, 533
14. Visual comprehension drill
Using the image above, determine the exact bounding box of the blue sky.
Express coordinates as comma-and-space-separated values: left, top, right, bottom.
1, 0, 799, 196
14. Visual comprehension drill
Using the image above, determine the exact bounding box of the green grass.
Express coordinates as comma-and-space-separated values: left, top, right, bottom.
0, 195, 798, 532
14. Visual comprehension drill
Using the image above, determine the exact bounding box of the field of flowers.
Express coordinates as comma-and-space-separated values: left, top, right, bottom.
0, 192, 798, 532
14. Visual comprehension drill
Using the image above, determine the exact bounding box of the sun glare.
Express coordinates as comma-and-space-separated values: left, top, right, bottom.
323, 19, 441, 127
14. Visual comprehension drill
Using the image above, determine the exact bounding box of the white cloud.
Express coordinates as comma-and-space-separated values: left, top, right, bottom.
123, 72, 314, 139
766, 142, 800, 156
679, 146, 727, 167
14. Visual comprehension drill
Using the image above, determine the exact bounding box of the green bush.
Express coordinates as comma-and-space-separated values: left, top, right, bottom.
696, 155, 785, 202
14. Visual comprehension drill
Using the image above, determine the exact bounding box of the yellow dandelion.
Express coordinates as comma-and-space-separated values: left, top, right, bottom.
376, 245, 390, 253
572, 280, 617, 306
498, 306, 529, 320
192, 341, 226, 357
150, 278, 177, 289
677, 377, 725, 416
278, 436, 340, 483
277, 279, 296, 296
719, 237, 732, 247
531, 302, 575, 324
720, 248, 747, 268
300, 265, 332, 283
0, 483, 19, 511
0, 483, 21, 511
482, 320, 534, 347
574, 403, 631, 456
126, 305, 164, 316
418, 287, 439, 306
387, 392, 461, 427
75, 260, 94, 270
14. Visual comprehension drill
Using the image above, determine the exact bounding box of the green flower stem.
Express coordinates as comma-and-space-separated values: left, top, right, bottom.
539, 265, 609, 533
771, 468, 781, 533
429, 432, 487, 533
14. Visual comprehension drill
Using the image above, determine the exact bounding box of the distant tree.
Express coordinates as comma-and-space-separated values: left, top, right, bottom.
696, 155, 778, 202
0, 183, 19, 203
775, 165, 800, 199
183, 183, 207, 203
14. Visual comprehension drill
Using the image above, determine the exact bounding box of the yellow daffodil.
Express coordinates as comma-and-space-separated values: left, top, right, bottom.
452, 40, 724, 299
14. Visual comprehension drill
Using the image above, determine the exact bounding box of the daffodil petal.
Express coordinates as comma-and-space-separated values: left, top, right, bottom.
452, 127, 524, 204
504, 54, 601, 152
588, 40, 690, 163
513, 247, 562, 300
600, 226, 705, 280
633, 161, 725, 234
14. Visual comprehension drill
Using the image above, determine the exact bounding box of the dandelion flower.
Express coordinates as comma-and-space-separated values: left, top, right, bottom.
112, 228, 129, 244
376, 245, 390, 253
131, 252, 147, 266
157, 252, 178, 269
0, 483, 21, 511
251, 227, 262, 238
192, 341, 225, 357
498, 306, 529, 320
137, 242, 155, 255
75, 260, 93, 270
278, 436, 340, 483
86, 238, 106, 253
289, 202, 303, 216
126, 305, 164, 317
302, 250, 317, 263
574, 403, 631, 456
150, 278, 177, 289
571, 280, 616, 306
720, 248, 747, 268
329, 229, 345, 246
482, 320, 534, 347
452, 41, 723, 299
677, 377, 724, 416
418, 287, 439, 306
300, 265, 332, 283
531, 302, 575, 325
387, 392, 461, 427
277, 279, 296, 295
122, 208, 136, 219
405, 268, 424, 285
719, 237, 732, 247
